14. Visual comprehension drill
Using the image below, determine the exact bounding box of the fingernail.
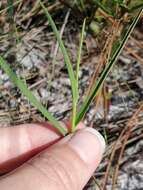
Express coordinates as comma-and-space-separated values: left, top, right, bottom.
68, 128, 106, 165
84, 128, 106, 152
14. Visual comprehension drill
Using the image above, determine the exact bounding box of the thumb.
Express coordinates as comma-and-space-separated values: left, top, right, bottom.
0, 127, 105, 190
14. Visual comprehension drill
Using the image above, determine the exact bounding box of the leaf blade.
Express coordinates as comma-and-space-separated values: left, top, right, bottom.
0, 56, 67, 136
71, 18, 86, 131
76, 18, 86, 84
75, 8, 143, 125
40, 1, 79, 131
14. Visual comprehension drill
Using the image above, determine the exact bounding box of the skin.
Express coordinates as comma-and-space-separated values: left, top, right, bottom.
0, 122, 105, 190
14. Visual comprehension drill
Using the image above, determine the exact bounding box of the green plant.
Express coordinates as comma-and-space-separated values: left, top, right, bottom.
0, 56, 67, 136
40, 1, 79, 132
0, 0, 142, 136
76, 8, 143, 125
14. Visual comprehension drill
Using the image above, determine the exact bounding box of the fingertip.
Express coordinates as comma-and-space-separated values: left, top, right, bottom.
83, 127, 106, 154
68, 127, 105, 167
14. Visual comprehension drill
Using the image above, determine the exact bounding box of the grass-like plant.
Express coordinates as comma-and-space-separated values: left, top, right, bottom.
75, 8, 143, 125
0, 56, 68, 136
0, 0, 142, 136
40, 1, 85, 131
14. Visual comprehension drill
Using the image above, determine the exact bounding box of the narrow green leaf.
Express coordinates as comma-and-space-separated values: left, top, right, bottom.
0, 56, 67, 136
76, 18, 86, 85
75, 8, 143, 125
40, 1, 79, 132
71, 18, 86, 131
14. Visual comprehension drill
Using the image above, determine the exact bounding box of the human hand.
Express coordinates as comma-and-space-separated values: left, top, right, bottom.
0, 122, 105, 190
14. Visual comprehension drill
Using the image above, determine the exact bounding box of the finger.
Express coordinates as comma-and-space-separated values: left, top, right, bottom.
0, 122, 84, 174
0, 127, 105, 190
